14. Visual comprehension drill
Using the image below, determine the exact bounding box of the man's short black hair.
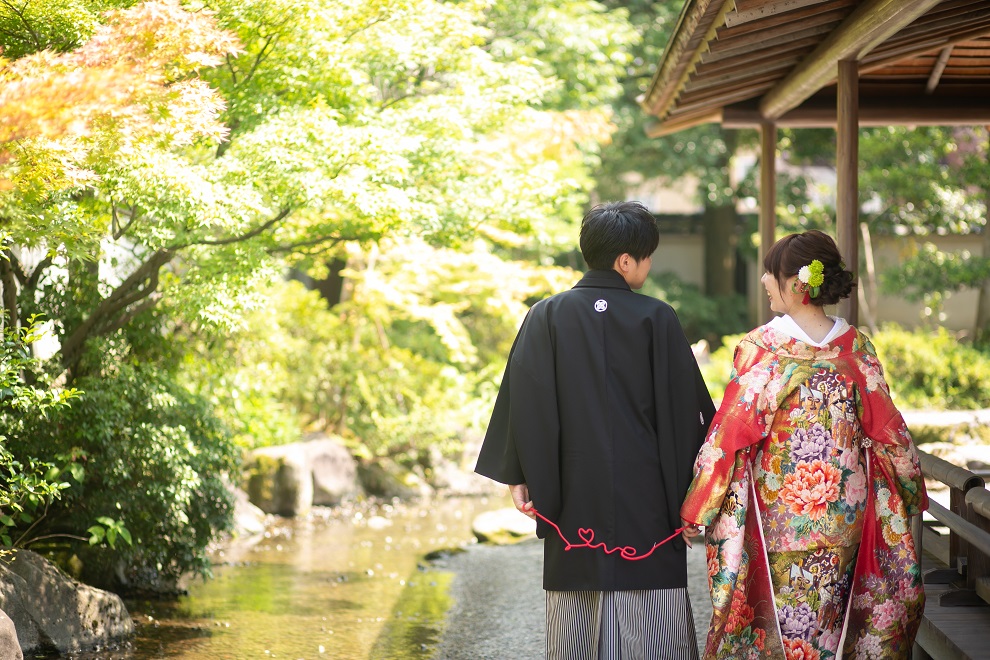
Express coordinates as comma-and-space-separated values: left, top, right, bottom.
579, 201, 660, 270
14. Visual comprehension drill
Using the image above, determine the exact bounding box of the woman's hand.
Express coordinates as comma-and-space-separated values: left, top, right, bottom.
509, 483, 536, 519
681, 518, 702, 548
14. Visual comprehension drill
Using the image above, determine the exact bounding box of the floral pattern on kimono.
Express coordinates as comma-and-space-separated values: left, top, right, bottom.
682, 325, 927, 660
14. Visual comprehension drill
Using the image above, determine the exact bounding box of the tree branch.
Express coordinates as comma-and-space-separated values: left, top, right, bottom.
110, 201, 140, 240
241, 34, 278, 88
341, 14, 389, 44
171, 207, 292, 249
0, 0, 44, 50
60, 249, 174, 372
225, 53, 239, 86
268, 233, 353, 254
4, 248, 28, 285
98, 294, 162, 337
25, 255, 51, 293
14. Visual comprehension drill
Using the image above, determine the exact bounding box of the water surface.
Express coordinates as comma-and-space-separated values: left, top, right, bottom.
65, 495, 511, 660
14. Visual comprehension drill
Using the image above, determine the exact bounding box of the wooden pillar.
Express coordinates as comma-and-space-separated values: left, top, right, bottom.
758, 121, 777, 325
836, 59, 859, 325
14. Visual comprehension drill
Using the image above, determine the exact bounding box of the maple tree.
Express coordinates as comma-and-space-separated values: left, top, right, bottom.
0, 0, 634, 590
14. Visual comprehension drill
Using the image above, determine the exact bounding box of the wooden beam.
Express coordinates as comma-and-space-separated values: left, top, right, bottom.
726, 0, 836, 28
641, 0, 735, 118
681, 71, 783, 101
927, 46, 955, 92
721, 2, 853, 37
702, 34, 822, 67
759, 0, 944, 119
707, 21, 834, 58
861, 22, 990, 70
644, 111, 724, 138
758, 121, 777, 326
721, 89, 990, 127
835, 60, 858, 325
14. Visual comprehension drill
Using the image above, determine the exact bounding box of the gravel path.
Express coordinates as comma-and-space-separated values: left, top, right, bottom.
430, 539, 712, 659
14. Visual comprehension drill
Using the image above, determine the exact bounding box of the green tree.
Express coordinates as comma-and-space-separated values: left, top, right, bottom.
0, 315, 79, 552
595, 0, 754, 299
0, 0, 634, 591
783, 125, 990, 335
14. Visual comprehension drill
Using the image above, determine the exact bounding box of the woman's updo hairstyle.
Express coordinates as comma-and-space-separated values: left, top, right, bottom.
763, 230, 856, 306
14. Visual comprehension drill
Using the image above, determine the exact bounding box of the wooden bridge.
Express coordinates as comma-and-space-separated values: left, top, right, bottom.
914, 449, 990, 659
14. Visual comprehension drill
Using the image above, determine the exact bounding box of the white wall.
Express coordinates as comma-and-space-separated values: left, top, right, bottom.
650, 234, 706, 289
743, 233, 984, 332
865, 234, 982, 333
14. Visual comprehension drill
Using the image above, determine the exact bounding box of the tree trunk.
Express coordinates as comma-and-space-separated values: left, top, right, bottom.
312, 257, 349, 307
703, 203, 738, 297
703, 129, 739, 297
0, 253, 18, 330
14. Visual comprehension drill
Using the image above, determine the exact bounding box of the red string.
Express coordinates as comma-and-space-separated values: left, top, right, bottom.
529, 508, 687, 561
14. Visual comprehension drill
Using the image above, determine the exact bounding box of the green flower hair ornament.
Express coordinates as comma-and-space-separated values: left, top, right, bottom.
798, 259, 825, 299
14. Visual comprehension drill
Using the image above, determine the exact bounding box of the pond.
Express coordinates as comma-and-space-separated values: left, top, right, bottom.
64, 494, 511, 660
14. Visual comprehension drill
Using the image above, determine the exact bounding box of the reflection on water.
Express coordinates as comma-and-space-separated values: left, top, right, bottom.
63, 494, 511, 660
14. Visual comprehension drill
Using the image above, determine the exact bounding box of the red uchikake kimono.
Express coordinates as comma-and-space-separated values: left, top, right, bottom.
681, 324, 928, 660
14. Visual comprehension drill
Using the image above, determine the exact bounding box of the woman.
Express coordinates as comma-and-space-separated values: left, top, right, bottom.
681, 230, 927, 659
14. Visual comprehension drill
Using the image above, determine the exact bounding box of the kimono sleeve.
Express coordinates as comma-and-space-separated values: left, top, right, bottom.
652, 305, 716, 533
857, 345, 928, 516
474, 304, 562, 532
681, 339, 771, 526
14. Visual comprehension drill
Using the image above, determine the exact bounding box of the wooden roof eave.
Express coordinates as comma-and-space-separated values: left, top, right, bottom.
642, 0, 990, 137
759, 0, 948, 119
639, 0, 737, 120
645, 110, 725, 138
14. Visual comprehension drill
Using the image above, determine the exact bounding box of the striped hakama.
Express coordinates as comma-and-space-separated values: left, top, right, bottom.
545, 588, 699, 660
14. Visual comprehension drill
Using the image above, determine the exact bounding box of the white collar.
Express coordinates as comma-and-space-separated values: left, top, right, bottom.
767, 314, 849, 347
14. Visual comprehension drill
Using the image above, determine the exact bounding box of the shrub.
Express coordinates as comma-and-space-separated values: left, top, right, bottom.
870, 324, 990, 410
702, 324, 990, 410
699, 333, 748, 402
0, 316, 79, 553
10, 360, 237, 593
640, 272, 750, 346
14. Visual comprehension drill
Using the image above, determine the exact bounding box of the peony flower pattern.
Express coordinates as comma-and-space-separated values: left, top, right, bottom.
684, 325, 926, 659
790, 423, 834, 463
784, 638, 821, 660
780, 460, 841, 521
779, 603, 817, 641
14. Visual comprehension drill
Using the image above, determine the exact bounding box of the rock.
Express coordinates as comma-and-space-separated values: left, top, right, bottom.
922, 441, 990, 474
366, 515, 391, 530
0, 609, 22, 660
304, 434, 360, 506
244, 435, 363, 516
0, 550, 133, 655
357, 458, 432, 500
430, 460, 503, 496
244, 444, 313, 517
472, 508, 537, 545
228, 482, 267, 537
430, 431, 504, 497
426, 446, 502, 497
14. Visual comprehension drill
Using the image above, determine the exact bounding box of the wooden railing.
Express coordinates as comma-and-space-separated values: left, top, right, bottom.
913, 449, 990, 659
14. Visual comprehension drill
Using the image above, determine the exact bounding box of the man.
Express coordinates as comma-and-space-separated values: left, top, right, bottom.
475, 200, 715, 659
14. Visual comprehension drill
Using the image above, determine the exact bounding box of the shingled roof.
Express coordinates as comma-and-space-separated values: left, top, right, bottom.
642, 0, 990, 135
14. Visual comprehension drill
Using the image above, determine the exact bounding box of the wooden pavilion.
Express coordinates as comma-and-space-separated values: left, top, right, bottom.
642, 0, 990, 324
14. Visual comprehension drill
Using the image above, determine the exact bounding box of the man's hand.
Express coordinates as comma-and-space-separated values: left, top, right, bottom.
509, 483, 536, 519
681, 518, 702, 548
